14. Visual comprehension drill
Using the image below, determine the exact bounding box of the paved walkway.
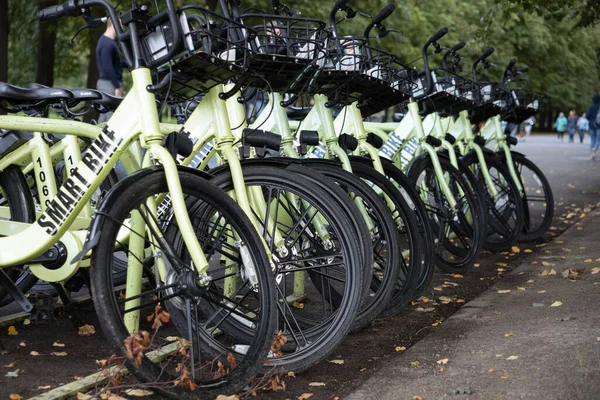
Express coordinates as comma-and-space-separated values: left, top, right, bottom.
347, 208, 600, 400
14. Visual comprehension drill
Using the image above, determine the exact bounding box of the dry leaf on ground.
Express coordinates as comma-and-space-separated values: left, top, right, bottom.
297, 394, 313, 400
9, 394, 23, 400
5, 369, 19, 378
215, 396, 239, 400
511, 246, 520, 253
506, 355, 519, 360
395, 346, 406, 352
497, 290, 511, 294
30, 351, 40, 356
415, 307, 435, 312
504, 333, 514, 337
328, 359, 344, 365
37, 385, 52, 390
52, 341, 65, 347
436, 358, 449, 364
591, 267, 600, 275
7, 326, 17, 336
308, 382, 326, 387
550, 301, 563, 307
438, 296, 453, 304
78, 324, 96, 336
287, 371, 296, 378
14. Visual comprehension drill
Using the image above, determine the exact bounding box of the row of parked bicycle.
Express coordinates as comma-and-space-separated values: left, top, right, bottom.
0, 0, 553, 397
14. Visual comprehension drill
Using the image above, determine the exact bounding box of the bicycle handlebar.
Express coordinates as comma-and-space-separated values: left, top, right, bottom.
472, 47, 494, 83
450, 41, 465, 52
420, 27, 448, 97
37, 0, 81, 21
363, 4, 394, 39
329, 0, 353, 38
442, 40, 464, 72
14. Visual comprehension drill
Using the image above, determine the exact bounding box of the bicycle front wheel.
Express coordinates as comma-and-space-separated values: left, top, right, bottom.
91, 167, 277, 399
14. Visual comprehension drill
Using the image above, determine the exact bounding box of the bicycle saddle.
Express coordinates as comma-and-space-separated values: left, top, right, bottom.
94, 92, 123, 112
0, 82, 73, 103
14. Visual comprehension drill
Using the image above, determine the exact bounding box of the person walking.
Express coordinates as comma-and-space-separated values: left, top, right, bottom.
567, 110, 578, 142
96, 18, 123, 123
521, 115, 535, 142
554, 112, 567, 141
586, 94, 600, 159
577, 113, 589, 143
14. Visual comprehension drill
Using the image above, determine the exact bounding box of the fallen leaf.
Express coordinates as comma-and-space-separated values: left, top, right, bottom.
215, 396, 239, 400
474, 263, 480, 268
413, 397, 424, 400
51, 352, 68, 356
506, 355, 519, 360
30, 351, 40, 356
410, 360, 421, 367
438, 296, 453, 304
359, 368, 367, 372
395, 346, 406, 352
538, 290, 547, 294
456, 299, 465, 303
517, 287, 526, 291
443, 281, 459, 287
524, 249, 533, 253
9, 394, 23, 400
497, 290, 511, 294
19, 342, 26, 347
419, 296, 431, 303
76, 394, 92, 400
7, 326, 18, 336
52, 341, 65, 347
597, 337, 600, 342
526, 280, 535, 283
415, 307, 435, 312
4, 361, 16, 368
436, 358, 449, 364
488, 368, 494, 373
287, 371, 296, 379
328, 359, 344, 365
308, 382, 326, 387
165, 336, 179, 342
562, 269, 579, 280
451, 274, 464, 278
5, 369, 19, 378
550, 301, 563, 307
73, 376, 83, 380
548, 269, 557, 276
438, 367, 445, 372
431, 321, 441, 327
37, 385, 52, 390
125, 389, 154, 397
504, 332, 514, 337
433, 286, 444, 291
297, 394, 313, 400
532, 303, 545, 307
591, 267, 600, 275
291, 301, 305, 309
78, 324, 96, 336
22, 319, 30, 326
501, 375, 510, 380
568, 183, 575, 188
541, 261, 554, 267
510, 246, 520, 253
584, 259, 592, 263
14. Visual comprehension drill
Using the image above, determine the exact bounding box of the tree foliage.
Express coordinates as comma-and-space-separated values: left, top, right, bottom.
3, 0, 600, 114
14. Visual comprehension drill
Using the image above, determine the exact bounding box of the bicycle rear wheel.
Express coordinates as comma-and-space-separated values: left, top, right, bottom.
209, 164, 366, 372
91, 167, 277, 399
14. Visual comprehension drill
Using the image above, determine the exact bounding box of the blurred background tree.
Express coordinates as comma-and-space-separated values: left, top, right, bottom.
1, 0, 599, 128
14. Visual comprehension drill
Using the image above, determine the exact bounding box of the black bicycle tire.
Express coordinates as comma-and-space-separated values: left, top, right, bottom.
90, 167, 277, 399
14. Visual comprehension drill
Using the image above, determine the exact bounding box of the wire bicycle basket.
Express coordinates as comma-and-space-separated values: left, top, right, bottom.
501, 88, 545, 123
411, 69, 477, 117
145, 6, 255, 101
311, 37, 416, 116
465, 81, 508, 124
240, 13, 328, 95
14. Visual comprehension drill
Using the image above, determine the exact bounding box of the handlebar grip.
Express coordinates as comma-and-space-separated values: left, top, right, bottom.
37, 0, 81, 21
478, 47, 495, 61
451, 41, 465, 52
372, 4, 395, 25
427, 27, 448, 45
517, 67, 529, 73
333, 0, 352, 10
506, 58, 517, 70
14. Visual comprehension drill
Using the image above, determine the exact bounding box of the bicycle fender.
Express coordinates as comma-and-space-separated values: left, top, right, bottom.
71, 166, 213, 263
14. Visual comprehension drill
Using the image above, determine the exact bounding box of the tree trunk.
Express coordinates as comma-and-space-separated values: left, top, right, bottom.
0, 0, 9, 115
35, 0, 59, 86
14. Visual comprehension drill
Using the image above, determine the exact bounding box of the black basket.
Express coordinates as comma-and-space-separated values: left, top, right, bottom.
466, 81, 508, 124
310, 37, 416, 115
146, 6, 254, 101
412, 69, 477, 117
501, 88, 545, 123
240, 14, 328, 94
